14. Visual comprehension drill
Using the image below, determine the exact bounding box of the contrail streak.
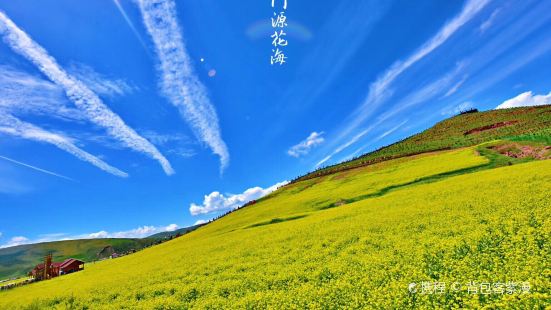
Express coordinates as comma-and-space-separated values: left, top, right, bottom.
0, 155, 76, 182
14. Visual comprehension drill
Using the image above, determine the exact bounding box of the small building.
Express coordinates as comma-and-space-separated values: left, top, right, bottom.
58, 258, 84, 275
30, 258, 84, 280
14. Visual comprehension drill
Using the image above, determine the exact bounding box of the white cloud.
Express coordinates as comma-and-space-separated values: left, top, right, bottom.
0, 223, 182, 248
189, 181, 288, 216
109, 226, 158, 238
0, 11, 174, 175
0, 65, 84, 121
86, 231, 109, 239
164, 224, 178, 232
495, 91, 551, 109
68, 63, 136, 98
0, 236, 29, 248
0, 114, 128, 177
136, 0, 229, 172
287, 132, 325, 157
327, 0, 489, 160
194, 219, 207, 225
84, 224, 179, 239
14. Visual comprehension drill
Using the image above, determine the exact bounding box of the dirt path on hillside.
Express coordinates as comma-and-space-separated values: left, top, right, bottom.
490, 143, 551, 160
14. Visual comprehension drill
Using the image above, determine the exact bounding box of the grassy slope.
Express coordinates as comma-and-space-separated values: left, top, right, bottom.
297, 105, 551, 181
0, 238, 151, 280
0, 145, 549, 309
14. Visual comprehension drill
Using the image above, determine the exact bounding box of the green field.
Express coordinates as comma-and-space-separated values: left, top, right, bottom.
0, 107, 549, 309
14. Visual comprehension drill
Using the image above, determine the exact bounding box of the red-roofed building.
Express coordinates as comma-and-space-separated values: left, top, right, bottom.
30, 258, 84, 280
59, 258, 84, 275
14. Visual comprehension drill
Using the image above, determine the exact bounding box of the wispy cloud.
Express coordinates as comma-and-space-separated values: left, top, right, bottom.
366, 0, 488, 105
68, 63, 136, 98
0, 114, 128, 177
479, 8, 501, 33
0, 11, 174, 175
287, 132, 325, 158
316, 65, 462, 168
342, 120, 408, 162
377, 120, 408, 140
319, 119, 408, 167
268, 1, 392, 121
444, 75, 468, 97
0, 155, 75, 181
0, 65, 85, 122
315, 125, 378, 168
141, 130, 197, 158
495, 91, 551, 109
190, 181, 288, 216
328, 0, 489, 153
141, 130, 190, 146
136, 0, 229, 172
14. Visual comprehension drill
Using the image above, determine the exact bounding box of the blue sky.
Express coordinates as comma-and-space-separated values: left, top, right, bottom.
0, 0, 550, 247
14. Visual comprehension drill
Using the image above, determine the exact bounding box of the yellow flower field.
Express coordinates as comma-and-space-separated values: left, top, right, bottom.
0, 147, 549, 309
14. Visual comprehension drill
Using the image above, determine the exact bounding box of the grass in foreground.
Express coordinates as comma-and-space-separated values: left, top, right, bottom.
0, 146, 549, 309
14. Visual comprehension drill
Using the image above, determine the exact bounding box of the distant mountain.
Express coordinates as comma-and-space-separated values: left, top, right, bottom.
146, 224, 203, 240
0, 225, 201, 280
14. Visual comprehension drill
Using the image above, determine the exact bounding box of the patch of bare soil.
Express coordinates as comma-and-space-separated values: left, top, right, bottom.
464, 121, 519, 135
491, 143, 551, 160
334, 199, 347, 207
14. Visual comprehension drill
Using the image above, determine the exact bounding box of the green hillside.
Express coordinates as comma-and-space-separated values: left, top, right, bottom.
0, 107, 549, 308
0, 238, 151, 280
0, 227, 204, 280
297, 105, 551, 181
